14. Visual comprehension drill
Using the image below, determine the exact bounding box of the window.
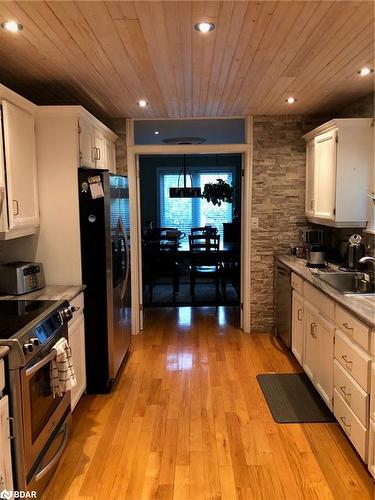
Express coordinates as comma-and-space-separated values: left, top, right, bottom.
159, 169, 234, 243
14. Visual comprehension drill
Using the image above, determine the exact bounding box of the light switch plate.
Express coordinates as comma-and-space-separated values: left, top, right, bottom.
251, 217, 259, 229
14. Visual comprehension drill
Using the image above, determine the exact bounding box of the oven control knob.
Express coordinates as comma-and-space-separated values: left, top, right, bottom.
59, 307, 73, 323
23, 343, 34, 353
30, 337, 40, 347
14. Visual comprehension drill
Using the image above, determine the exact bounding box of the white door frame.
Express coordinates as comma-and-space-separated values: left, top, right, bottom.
126, 117, 253, 335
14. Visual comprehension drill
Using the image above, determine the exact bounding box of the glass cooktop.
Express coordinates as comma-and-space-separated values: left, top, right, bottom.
0, 300, 57, 340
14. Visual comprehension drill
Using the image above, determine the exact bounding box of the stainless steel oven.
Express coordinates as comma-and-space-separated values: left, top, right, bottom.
0, 299, 75, 497
20, 327, 71, 474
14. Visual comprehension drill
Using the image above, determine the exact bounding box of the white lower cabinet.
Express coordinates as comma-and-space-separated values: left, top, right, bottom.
334, 389, 368, 462
303, 300, 334, 409
68, 308, 86, 411
292, 291, 304, 365
369, 420, 375, 478
0, 395, 13, 491
288, 270, 375, 467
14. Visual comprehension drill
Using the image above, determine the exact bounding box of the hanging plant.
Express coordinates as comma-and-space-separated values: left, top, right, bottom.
201, 178, 233, 206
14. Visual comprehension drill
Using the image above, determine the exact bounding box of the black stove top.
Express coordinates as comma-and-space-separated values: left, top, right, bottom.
0, 300, 58, 340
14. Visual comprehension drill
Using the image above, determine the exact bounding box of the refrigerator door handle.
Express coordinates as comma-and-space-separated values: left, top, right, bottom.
118, 218, 130, 303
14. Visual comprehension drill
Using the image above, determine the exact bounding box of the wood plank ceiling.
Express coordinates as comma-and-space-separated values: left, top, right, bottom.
0, 1, 373, 121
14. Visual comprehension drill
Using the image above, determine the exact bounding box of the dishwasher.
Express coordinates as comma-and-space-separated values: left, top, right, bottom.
274, 261, 292, 348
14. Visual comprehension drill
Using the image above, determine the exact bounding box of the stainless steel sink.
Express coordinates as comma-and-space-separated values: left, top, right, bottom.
317, 272, 375, 296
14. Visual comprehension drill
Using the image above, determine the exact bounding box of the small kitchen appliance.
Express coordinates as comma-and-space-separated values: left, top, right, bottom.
0, 262, 45, 295
306, 244, 326, 268
345, 234, 366, 271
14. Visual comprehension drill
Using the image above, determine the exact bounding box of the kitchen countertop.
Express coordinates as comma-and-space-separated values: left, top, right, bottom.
0, 285, 85, 303
276, 255, 375, 328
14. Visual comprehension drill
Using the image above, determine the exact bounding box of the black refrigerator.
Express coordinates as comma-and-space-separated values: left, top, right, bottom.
78, 168, 131, 393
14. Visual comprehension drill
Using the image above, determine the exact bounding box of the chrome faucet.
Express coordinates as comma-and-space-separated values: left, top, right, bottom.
359, 256, 375, 264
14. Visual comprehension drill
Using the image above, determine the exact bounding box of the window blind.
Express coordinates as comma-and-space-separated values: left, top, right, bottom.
159, 170, 233, 242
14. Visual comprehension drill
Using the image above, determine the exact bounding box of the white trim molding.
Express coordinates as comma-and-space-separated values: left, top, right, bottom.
126, 117, 253, 335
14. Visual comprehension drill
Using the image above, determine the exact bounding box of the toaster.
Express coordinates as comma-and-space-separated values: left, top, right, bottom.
0, 262, 45, 295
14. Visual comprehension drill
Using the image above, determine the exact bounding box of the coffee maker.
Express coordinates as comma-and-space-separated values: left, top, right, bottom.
344, 234, 366, 271
300, 229, 327, 268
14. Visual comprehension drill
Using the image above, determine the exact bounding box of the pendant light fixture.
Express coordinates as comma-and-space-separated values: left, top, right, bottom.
169, 155, 202, 198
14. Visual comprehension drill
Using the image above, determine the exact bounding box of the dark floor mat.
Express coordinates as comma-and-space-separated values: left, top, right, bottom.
257, 373, 336, 423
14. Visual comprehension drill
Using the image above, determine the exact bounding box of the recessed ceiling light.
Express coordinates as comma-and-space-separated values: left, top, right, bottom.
357, 67, 373, 76
286, 96, 297, 104
137, 99, 148, 108
194, 22, 215, 33
1, 21, 23, 32
154, 130, 160, 135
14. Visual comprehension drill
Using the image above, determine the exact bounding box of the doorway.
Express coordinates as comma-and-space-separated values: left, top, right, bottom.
126, 117, 253, 334
139, 154, 242, 310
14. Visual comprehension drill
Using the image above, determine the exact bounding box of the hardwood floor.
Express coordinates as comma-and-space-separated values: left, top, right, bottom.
43, 307, 373, 499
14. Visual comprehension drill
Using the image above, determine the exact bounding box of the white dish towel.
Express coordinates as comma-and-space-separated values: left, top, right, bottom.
50, 337, 77, 398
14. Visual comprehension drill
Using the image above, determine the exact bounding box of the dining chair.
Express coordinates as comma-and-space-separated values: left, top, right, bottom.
189, 234, 221, 304
143, 235, 182, 303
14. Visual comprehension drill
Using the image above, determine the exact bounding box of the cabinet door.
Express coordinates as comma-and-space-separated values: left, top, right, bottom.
2, 101, 39, 229
315, 315, 334, 409
0, 396, 13, 491
292, 291, 304, 365
314, 130, 337, 220
68, 314, 86, 411
106, 139, 117, 174
305, 140, 315, 216
303, 302, 319, 382
94, 128, 106, 169
79, 120, 95, 168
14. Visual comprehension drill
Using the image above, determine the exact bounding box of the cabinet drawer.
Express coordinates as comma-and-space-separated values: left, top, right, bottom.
335, 305, 371, 351
334, 389, 368, 462
333, 360, 369, 427
371, 363, 375, 422
0, 360, 4, 393
335, 330, 371, 392
291, 273, 304, 294
369, 420, 375, 478
304, 282, 334, 321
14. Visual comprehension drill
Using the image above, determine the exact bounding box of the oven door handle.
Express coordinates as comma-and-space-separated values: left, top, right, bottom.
35, 422, 69, 482
25, 350, 56, 378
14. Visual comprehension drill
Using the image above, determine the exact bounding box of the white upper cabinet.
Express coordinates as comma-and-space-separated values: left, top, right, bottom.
79, 119, 114, 171
303, 118, 373, 227
314, 130, 337, 220
79, 119, 96, 168
0, 100, 39, 239
93, 128, 106, 169
305, 140, 315, 217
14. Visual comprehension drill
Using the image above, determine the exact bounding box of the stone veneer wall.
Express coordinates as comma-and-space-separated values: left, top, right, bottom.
250, 115, 327, 332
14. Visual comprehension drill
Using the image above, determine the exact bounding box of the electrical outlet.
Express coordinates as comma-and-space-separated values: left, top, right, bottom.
251, 217, 259, 229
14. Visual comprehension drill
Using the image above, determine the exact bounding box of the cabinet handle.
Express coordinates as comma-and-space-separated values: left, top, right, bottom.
341, 354, 353, 370
342, 322, 353, 334
7, 416, 15, 439
340, 386, 351, 402
97, 147, 101, 160
13, 199, 19, 216
310, 323, 317, 338
93, 147, 99, 161
297, 309, 303, 321
310, 199, 313, 210
340, 416, 351, 434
